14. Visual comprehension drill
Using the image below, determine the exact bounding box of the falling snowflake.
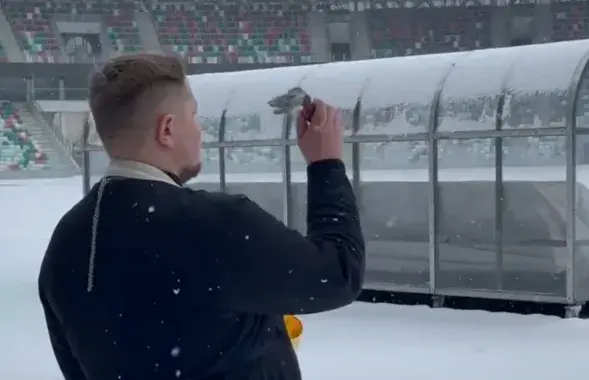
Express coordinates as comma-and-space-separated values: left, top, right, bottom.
170, 346, 181, 357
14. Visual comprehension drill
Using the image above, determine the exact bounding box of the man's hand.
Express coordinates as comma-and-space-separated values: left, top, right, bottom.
297, 99, 343, 164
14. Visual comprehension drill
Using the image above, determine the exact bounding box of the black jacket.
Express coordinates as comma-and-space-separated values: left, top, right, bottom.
38, 159, 365, 380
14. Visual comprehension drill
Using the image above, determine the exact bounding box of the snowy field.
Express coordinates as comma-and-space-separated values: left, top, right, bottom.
2, 176, 589, 380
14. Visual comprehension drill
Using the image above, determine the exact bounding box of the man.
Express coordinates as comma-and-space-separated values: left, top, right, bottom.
38, 53, 365, 380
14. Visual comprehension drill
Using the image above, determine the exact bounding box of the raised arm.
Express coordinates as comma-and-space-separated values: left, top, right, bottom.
203, 98, 364, 315
212, 158, 364, 315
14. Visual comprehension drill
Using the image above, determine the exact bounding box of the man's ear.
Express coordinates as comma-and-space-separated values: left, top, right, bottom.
155, 113, 174, 148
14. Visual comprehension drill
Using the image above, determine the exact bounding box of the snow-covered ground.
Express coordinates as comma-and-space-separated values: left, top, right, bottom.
2, 176, 589, 380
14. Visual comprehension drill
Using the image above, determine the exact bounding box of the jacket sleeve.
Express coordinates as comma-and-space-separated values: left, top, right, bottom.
210, 159, 365, 315
39, 290, 87, 380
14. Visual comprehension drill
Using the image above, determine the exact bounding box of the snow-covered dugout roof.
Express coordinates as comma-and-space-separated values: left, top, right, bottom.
188, 39, 589, 136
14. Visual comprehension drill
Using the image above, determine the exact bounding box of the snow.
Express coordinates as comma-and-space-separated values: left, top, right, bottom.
301, 61, 370, 109
299, 302, 589, 380
81, 41, 589, 146
507, 40, 589, 92
188, 40, 589, 139
3, 177, 589, 380
190, 39, 589, 100
362, 53, 461, 111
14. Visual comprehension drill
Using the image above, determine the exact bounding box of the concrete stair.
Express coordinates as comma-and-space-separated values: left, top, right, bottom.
135, 11, 162, 53
0, 11, 24, 61
16, 103, 78, 173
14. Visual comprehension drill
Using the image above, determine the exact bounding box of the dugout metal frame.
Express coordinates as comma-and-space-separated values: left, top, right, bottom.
79, 40, 589, 312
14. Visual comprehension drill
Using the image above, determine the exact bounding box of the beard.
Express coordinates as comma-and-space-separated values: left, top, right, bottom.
177, 162, 201, 185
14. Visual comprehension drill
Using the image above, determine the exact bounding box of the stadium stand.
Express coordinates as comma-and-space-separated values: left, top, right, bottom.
0, 0, 587, 64
152, 1, 312, 63
0, 101, 47, 170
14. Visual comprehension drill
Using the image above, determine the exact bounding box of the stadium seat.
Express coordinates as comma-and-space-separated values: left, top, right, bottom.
152, 1, 313, 64
0, 101, 47, 170
369, 6, 491, 57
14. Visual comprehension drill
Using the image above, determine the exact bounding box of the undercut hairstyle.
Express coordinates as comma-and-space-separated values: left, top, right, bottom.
88, 53, 186, 144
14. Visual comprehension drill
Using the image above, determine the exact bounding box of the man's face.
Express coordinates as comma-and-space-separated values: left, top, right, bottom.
155, 83, 202, 184
175, 85, 202, 183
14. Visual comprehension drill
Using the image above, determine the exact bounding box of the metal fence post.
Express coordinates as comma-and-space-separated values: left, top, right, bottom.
219, 110, 227, 192
282, 113, 293, 227
565, 104, 576, 306
563, 52, 589, 308
351, 100, 361, 199
428, 67, 453, 296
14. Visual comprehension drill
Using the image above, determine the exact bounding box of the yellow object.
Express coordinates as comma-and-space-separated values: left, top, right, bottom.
283, 315, 303, 351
